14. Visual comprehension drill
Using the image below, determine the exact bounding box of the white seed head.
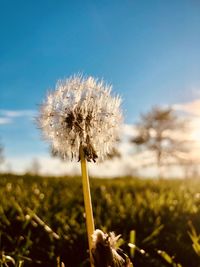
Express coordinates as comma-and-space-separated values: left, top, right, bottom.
92, 229, 131, 267
92, 229, 121, 249
37, 75, 123, 162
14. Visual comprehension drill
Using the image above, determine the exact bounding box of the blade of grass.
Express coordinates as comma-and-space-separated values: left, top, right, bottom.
129, 230, 136, 258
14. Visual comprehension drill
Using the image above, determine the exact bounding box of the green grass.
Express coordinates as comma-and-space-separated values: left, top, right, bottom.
0, 174, 200, 267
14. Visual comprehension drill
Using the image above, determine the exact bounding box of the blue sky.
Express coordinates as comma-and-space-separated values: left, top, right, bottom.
1, 0, 200, 175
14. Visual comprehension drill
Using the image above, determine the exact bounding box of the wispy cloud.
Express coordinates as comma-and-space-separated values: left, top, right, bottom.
0, 109, 36, 118
0, 109, 36, 125
0, 117, 12, 125
173, 99, 200, 116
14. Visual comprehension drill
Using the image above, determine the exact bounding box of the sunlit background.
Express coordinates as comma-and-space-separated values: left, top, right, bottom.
1, 0, 200, 177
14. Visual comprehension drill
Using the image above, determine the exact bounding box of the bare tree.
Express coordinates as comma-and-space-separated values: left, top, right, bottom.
131, 106, 190, 177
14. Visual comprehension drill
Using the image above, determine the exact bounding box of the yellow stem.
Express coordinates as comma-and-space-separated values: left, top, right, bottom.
80, 146, 95, 267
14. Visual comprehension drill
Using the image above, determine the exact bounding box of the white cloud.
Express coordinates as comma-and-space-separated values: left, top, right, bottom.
0, 109, 36, 126
2, 152, 182, 178
173, 99, 200, 116
122, 124, 137, 137
1, 154, 135, 177
173, 99, 200, 165
0, 117, 12, 125
1, 155, 77, 176
0, 109, 36, 118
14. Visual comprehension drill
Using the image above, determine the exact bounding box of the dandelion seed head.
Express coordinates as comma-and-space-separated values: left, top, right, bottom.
92, 229, 131, 267
37, 75, 123, 162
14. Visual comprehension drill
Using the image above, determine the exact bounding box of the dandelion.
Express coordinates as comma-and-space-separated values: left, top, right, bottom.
92, 229, 132, 267
37, 74, 123, 266
38, 75, 122, 162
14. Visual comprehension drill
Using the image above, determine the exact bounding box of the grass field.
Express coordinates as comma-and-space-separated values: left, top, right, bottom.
0, 174, 200, 267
